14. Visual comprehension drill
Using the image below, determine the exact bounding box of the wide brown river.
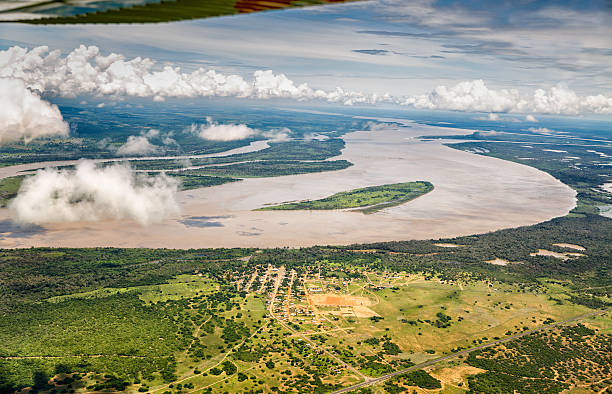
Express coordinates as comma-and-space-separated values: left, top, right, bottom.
0, 121, 576, 248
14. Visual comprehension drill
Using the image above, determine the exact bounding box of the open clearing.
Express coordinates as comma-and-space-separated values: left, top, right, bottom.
434, 243, 465, 248
553, 243, 586, 251
485, 258, 520, 266
429, 364, 486, 390
309, 294, 372, 307
309, 293, 379, 318
530, 249, 586, 260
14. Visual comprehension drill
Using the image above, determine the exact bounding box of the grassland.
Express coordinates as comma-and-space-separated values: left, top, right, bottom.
257, 181, 433, 213
17, 0, 361, 24
0, 176, 24, 207
0, 225, 609, 393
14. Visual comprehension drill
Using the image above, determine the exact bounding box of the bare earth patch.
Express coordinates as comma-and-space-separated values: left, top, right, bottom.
353, 305, 379, 318
309, 293, 371, 307
429, 365, 486, 389
552, 243, 586, 251
309, 293, 379, 317
485, 258, 520, 266
530, 249, 585, 260
434, 243, 465, 248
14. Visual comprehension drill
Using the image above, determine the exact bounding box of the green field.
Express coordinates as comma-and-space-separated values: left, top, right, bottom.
257, 181, 433, 213
0, 176, 24, 207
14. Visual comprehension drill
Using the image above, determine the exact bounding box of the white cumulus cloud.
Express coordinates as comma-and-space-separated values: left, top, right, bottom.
304, 133, 330, 141
403, 80, 525, 113
0, 77, 69, 144
525, 115, 538, 122
2, 46, 611, 115
116, 135, 158, 155
401, 80, 612, 115
262, 127, 292, 142
531, 84, 612, 115
0, 45, 380, 105
10, 160, 180, 226
115, 128, 176, 156
190, 118, 257, 141
189, 118, 292, 142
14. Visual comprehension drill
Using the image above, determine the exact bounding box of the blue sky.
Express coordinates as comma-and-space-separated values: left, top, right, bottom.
1, 0, 611, 106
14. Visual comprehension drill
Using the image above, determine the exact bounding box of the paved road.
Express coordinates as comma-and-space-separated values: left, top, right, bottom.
332, 308, 611, 393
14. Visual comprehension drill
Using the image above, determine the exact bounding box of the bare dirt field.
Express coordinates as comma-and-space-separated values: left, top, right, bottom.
429, 365, 486, 389
309, 293, 378, 318
485, 258, 517, 266
552, 243, 586, 251
530, 249, 585, 260
309, 294, 372, 307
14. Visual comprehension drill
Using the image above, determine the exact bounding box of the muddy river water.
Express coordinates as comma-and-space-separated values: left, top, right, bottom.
0, 122, 576, 248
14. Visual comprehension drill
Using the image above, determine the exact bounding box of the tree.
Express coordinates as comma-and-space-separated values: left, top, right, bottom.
222, 361, 237, 375
55, 363, 72, 375
32, 371, 51, 391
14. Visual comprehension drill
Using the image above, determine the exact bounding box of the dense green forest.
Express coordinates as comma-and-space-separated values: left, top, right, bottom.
177, 159, 351, 179
350, 213, 611, 292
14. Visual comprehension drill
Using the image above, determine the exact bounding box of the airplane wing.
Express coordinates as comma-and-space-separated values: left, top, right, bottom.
1, 0, 363, 24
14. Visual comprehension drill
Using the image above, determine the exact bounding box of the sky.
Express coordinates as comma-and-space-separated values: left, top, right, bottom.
0, 0, 611, 114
